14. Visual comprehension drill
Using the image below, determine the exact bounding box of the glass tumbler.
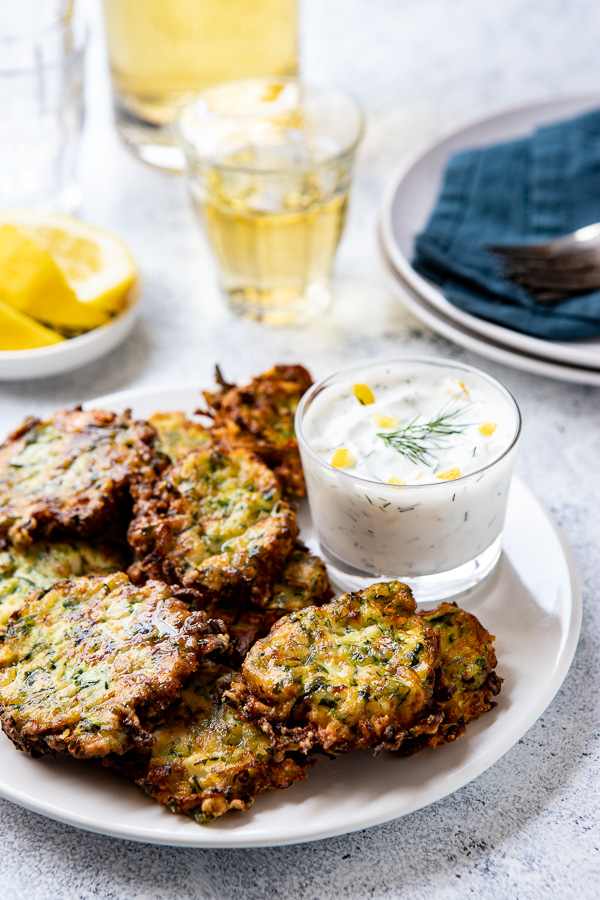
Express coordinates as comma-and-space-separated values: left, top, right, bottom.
0, 10, 86, 212
295, 357, 522, 601
175, 78, 365, 325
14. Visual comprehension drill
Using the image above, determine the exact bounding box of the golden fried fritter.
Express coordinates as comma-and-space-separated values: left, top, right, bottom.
128, 443, 298, 604
0, 408, 163, 548
228, 581, 443, 755
194, 546, 333, 660
202, 365, 312, 496
401, 602, 501, 752
148, 412, 212, 462
266, 546, 332, 614
0, 540, 128, 628
136, 661, 310, 824
0, 572, 228, 761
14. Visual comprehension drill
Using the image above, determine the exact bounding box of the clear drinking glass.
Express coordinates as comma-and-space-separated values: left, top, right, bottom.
0, 7, 86, 212
175, 78, 365, 325
101, 0, 299, 171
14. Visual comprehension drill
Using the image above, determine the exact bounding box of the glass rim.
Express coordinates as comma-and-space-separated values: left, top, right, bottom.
0, 17, 87, 74
294, 355, 522, 492
173, 76, 366, 175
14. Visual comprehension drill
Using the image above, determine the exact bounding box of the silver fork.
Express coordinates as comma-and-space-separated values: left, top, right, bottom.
487, 222, 600, 304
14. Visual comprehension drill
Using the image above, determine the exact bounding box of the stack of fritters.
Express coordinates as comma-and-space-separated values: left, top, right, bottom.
0, 364, 502, 828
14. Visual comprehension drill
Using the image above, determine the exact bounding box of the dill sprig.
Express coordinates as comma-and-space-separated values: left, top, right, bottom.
377, 402, 472, 467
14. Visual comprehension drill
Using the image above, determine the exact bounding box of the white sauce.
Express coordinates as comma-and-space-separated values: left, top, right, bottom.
298, 360, 520, 579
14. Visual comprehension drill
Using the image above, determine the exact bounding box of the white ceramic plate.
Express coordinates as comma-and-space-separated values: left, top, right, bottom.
0, 281, 140, 381
379, 95, 600, 374
0, 384, 581, 847
381, 249, 600, 386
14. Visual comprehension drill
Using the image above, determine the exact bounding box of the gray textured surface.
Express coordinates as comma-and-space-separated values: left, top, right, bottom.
1, 0, 599, 896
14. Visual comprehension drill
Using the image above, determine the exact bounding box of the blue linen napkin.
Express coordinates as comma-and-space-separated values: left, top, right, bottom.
412, 109, 600, 341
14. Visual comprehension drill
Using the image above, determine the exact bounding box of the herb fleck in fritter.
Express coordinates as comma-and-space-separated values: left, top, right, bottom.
0, 408, 164, 548
229, 581, 442, 754
0, 540, 128, 628
202, 365, 312, 496
136, 662, 310, 824
128, 443, 298, 604
0, 572, 228, 761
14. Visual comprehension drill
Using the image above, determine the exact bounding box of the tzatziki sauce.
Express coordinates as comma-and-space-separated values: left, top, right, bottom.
296, 358, 521, 585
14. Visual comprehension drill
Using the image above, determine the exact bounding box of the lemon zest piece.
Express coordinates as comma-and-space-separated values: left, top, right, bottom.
478, 422, 497, 436
387, 476, 406, 485
331, 448, 355, 469
458, 381, 470, 397
374, 414, 399, 429
436, 468, 462, 481
353, 384, 375, 406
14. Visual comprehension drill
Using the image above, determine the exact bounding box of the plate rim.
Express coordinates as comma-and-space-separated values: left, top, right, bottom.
0, 383, 582, 847
380, 245, 600, 386
378, 94, 600, 372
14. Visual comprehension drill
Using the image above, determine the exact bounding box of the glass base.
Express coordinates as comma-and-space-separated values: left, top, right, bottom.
226, 281, 331, 326
114, 105, 184, 173
321, 534, 504, 605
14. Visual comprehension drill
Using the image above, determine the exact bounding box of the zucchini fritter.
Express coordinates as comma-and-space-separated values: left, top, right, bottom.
229, 581, 443, 754
128, 443, 298, 603
0, 408, 163, 548
148, 411, 212, 462
0, 540, 128, 628
202, 365, 312, 496
136, 661, 310, 824
401, 602, 501, 753
0, 572, 228, 760
194, 546, 333, 659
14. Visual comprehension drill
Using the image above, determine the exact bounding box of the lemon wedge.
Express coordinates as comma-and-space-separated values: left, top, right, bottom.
0, 225, 109, 334
0, 211, 136, 315
0, 298, 65, 350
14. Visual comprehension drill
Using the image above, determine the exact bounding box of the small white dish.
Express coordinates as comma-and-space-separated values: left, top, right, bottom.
0, 281, 140, 381
378, 95, 600, 378
0, 383, 581, 848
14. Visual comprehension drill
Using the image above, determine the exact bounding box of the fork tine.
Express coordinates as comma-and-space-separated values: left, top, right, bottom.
500, 250, 600, 273
487, 222, 600, 260
504, 266, 600, 286
510, 275, 600, 294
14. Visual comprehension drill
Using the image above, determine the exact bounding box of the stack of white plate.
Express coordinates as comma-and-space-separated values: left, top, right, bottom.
378, 96, 600, 386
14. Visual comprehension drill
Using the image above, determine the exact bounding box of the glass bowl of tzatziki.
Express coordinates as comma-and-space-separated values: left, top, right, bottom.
295, 357, 521, 602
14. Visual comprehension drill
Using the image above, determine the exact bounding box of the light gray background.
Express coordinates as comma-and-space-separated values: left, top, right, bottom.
1, 0, 599, 897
